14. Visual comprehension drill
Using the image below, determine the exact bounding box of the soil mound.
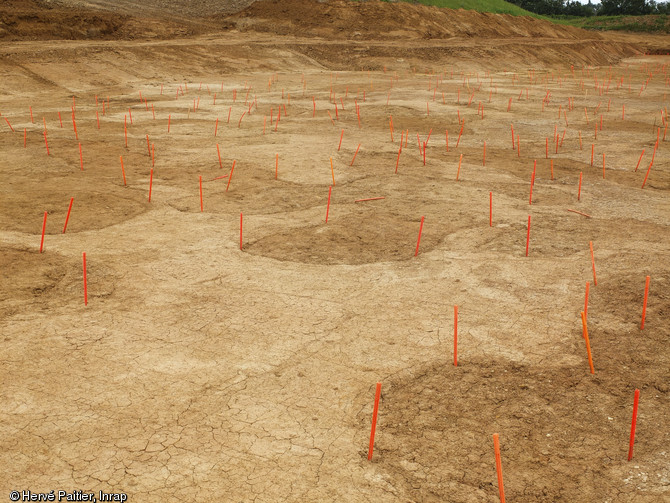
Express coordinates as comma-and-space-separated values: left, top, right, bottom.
0, 0, 601, 43
371, 355, 669, 502
0, 0, 195, 40
226, 0, 595, 40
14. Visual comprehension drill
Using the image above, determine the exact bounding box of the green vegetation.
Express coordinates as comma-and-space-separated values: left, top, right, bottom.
372, 0, 670, 33
555, 13, 670, 31
380, 0, 540, 16
398, 0, 535, 15
506, 0, 670, 16
381, 0, 670, 33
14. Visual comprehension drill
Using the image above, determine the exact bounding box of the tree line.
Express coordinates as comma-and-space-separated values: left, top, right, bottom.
505, 0, 670, 16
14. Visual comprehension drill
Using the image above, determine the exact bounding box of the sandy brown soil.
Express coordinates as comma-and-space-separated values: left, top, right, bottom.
1, 1, 669, 502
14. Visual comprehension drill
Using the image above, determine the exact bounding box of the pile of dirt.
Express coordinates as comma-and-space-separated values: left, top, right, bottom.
0, 0, 200, 40
370, 355, 669, 502
0, 0, 118, 40
1, 0, 598, 43
46, 0, 258, 18
224, 0, 596, 41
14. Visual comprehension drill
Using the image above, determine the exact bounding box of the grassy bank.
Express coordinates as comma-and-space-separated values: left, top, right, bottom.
381, 0, 539, 16
554, 14, 670, 33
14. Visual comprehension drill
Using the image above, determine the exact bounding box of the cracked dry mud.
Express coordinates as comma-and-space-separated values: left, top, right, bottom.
1, 3, 670, 502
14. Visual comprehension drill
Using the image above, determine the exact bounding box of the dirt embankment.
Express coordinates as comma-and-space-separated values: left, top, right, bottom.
0, 0, 201, 40
224, 0, 595, 41
1, 0, 595, 42
0, 0, 653, 69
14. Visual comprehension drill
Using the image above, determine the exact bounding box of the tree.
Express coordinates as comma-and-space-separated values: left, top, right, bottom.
599, 0, 655, 15
564, 0, 595, 16
506, 0, 567, 15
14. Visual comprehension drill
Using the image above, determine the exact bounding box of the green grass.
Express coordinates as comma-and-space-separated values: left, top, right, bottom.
378, 0, 541, 17
553, 14, 670, 33
381, 0, 670, 32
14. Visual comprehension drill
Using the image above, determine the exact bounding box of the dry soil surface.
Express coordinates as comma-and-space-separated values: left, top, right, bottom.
1, 1, 669, 502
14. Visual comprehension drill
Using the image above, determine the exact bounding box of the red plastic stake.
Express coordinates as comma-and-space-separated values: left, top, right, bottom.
217, 144, 223, 169
82, 252, 88, 306
120, 156, 127, 186
517, 134, 520, 157
39, 211, 47, 253
43, 131, 50, 155
350, 144, 361, 166
326, 186, 332, 223
578, 172, 583, 201
367, 383, 382, 461
63, 198, 74, 234
415, 216, 425, 257
627, 389, 640, 461
395, 145, 401, 174
226, 161, 236, 192
581, 311, 595, 374
640, 275, 650, 330
493, 434, 506, 503
641, 162, 653, 189
149, 168, 154, 202
338, 129, 344, 151
355, 197, 385, 203
635, 149, 645, 172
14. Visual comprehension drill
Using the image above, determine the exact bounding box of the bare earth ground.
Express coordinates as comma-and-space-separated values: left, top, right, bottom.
1, 1, 669, 502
